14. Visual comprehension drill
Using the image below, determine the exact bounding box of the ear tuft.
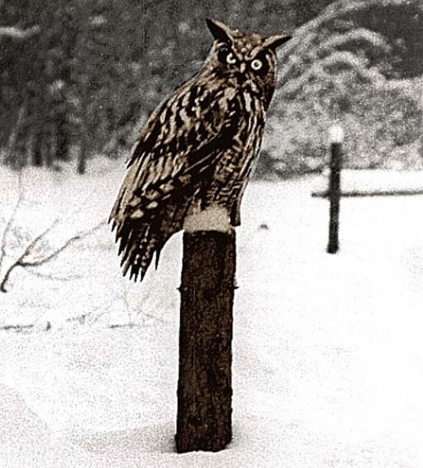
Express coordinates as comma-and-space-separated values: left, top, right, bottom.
206, 18, 234, 43
263, 34, 292, 50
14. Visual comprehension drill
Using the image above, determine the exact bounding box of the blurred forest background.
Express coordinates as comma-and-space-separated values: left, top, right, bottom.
1, 0, 422, 178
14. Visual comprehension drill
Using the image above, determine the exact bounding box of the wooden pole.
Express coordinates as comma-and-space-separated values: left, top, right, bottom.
176, 207, 235, 453
327, 125, 344, 254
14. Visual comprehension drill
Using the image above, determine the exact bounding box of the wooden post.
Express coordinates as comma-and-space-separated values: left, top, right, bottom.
176, 207, 235, 453
327, 125, 344, 254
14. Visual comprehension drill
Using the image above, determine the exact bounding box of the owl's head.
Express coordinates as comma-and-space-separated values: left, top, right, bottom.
204, 18, 291, 106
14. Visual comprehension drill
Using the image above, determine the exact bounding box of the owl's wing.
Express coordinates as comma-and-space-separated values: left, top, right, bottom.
110, 81, 240, 281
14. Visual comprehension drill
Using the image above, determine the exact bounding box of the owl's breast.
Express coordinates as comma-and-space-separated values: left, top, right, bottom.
185, 84, 267, 223
213, 88, 266, 178
239, 89, 266, 146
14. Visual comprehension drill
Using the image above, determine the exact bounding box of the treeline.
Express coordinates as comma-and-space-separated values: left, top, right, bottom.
1, 0, 422, 176
0, 0, 333, 173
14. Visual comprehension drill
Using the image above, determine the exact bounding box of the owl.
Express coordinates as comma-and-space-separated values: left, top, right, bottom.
110, 18, 291, 281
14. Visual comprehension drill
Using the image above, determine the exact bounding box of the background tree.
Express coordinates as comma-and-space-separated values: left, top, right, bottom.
262, 0, 423, 175
1, 0, 422, 176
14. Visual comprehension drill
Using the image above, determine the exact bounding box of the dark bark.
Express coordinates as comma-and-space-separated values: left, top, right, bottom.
45, 123, 55, 168
176, 229, 235, 453
32, 131, 43, 167
56, 107, 70, 161
77, 77, 88, 175
56, 122, 70, 161
77, 136, 87, 175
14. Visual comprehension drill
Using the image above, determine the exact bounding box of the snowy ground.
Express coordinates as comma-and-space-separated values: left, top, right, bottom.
1, 162, 423, 467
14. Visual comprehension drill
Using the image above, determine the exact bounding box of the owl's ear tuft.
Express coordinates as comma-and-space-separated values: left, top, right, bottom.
263, 34, 292, 50
206, 18, 234, 43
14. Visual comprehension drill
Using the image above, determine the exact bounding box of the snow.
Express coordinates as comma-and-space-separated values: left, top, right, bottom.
1, 162, 423, 467
328, 125, 345, 144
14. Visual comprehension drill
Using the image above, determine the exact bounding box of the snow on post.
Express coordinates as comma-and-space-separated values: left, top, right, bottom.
328, 125, 344, 145
176, 206, 235, 453
327, 125, 344, 254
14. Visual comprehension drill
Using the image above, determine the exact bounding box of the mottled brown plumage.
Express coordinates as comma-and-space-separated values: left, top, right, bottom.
110, 19, 291, 281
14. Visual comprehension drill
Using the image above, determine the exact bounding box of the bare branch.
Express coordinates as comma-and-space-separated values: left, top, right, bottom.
278, 0, 379, 86
281, 51, 385, 99
0, 220, 106, 293
14, 218, 61, 266
0, 171, 24, 270
0, 265, 13, 293
0, 25, 40, 39
280, 27, 390, 89
19, 234, 82, 268
319, 28, 392, 55
278, 0, 373, 61
24, 268, 83, 282
20, 220, 106, 268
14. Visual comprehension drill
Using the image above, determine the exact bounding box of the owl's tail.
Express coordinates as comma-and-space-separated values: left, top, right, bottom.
110, 197, 187, 282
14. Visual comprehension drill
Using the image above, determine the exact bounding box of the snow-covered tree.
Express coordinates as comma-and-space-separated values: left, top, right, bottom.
261, 0, 423, 175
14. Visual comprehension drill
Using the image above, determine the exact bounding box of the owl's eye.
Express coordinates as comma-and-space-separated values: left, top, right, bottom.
251, 59, 263, 71
226, 52, 237, 65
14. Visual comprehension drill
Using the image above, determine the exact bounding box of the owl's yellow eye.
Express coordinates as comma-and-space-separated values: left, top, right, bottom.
251, 59, 263, 71
226, 52, 237, 65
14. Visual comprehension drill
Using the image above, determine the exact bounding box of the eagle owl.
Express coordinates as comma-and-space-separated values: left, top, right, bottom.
110, 19, 291, 281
